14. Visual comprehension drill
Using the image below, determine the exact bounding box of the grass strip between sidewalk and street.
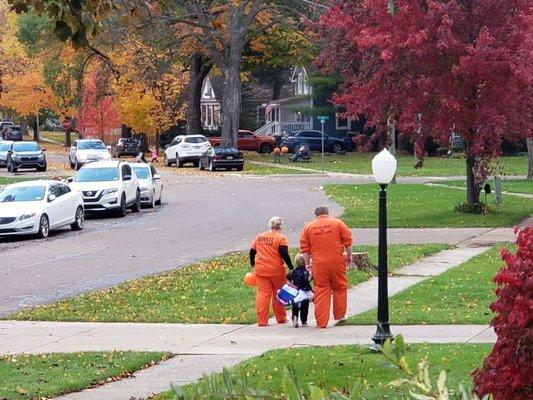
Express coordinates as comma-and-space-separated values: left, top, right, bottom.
434, 179, 533, 195
346, 244, 510, 325
155, 343, 491, 400
246, 152, 527, 177
243, 162, 315, 175
0, 351, 170, 400
8, 244, 448, 324
326, 183, 532, 228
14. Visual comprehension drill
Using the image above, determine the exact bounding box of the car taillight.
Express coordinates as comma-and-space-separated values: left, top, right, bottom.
214, 155, 222, 159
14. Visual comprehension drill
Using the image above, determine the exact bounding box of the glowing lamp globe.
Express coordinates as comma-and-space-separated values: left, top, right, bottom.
372, 149, 397, 185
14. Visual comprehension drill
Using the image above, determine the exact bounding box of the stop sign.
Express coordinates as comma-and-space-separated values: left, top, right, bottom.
62, 119, 71, 130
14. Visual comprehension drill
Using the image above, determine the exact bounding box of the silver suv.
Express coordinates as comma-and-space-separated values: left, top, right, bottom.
69, 139, 112, 170
68, 161, 140, 217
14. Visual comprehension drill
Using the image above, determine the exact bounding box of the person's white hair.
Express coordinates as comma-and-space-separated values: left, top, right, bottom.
268, 216, 283, 230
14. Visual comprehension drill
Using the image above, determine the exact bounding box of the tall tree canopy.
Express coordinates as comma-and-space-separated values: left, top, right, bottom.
316, 0, 532, 204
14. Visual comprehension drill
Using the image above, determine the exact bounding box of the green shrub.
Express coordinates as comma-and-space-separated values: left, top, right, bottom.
454, 202, 489, 215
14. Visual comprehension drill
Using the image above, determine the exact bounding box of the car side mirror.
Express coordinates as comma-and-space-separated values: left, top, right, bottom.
153, 174, 161, 180
66, 177, 74, 183
165, 145, 169, 149
106, 145, 111, 150
42, 148, 46, 152
48, 194, 56, 202
123, 175, 132, 181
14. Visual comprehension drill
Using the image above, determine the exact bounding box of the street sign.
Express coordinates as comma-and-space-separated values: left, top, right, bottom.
317, 115, 330, 123
62, 119, 72, 131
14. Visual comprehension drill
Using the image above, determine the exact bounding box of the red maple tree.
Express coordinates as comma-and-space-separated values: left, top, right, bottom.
315, 0, 532, 204
472, 226, 532, 399
76, 69, 120, 141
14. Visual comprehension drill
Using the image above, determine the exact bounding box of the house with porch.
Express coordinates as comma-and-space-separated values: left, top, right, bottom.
254, 66, 365, 139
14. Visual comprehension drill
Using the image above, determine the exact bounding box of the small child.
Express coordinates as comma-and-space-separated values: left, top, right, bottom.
286, 253, 313, 328
150, 145, 159, 164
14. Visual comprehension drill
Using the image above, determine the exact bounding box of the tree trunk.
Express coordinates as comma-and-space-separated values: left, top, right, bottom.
466, 151, 480, 204
220, 61, 241, 147
526, 138, 533, 179
121, 124, 132, 138
65, 129, 71, 147
186, 53, 212, 135
33, 114, 39, 142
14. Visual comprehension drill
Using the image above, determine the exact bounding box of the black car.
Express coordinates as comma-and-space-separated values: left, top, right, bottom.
281, 130, 346, 153
3, 126, 23, 141
0, 120, 14, 139
7, 141, 47, 172
198, 147, 244, 172
111, 138, 141, 157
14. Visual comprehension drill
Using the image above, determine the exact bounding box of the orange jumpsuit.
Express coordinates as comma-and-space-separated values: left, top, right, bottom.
251, 231, 290, 326
300, 215, 353, 328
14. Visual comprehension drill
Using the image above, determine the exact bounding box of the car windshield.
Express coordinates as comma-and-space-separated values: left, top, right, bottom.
184, 136, 208, 144
74, 167, 119, 182
0, 186, 46, 202
78, 141, 106, 150
132, 166, 150, 179
13, 142, 39, 152
0, 143, 12, 151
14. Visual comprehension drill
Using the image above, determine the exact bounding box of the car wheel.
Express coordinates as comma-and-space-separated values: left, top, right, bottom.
38, 164, 47, 172
259, 143, 272, 154
193, 160, 199, 168
236, 165, 243, 171
198, 159, 205, 170
37, 214, 50, 238
75, 159, 80, 170
131, 191, 141, 213
333, 144, 343, 154
164, 154, 171, 167
209, 160, 215, 172
69, 158, 74, 169
155, 190, 162, 206
176, 154, 183, 168
71, 206, 85, 231
116, 194, 127, 217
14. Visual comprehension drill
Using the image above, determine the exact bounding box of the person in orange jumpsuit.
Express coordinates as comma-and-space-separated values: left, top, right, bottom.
250, 216, 294, 326
300, 207, 353, 328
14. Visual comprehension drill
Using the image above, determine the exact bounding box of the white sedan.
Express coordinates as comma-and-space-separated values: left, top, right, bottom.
0, 180, 84, 238
130, 163, 163, 208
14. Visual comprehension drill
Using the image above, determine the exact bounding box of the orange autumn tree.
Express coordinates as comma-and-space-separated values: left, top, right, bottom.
76, 68, 120, 140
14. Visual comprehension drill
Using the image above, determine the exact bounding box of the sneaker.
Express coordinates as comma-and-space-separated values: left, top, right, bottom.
291, 315, 299, 328
301, 322, 308, 327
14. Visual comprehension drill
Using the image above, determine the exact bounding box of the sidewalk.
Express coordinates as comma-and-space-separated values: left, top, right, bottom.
2, 244, 497, 399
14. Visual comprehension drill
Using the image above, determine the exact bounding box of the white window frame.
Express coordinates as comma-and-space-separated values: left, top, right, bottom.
335, 114, 351, 130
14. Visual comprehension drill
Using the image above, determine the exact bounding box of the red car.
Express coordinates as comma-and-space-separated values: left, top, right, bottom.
208, 130, 276, 153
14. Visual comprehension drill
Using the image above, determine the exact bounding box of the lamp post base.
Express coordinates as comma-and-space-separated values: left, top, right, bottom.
371, 322, 394, 347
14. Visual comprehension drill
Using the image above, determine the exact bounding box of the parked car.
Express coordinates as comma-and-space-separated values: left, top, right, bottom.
111, 138, 141, 158
199, 147, 244, 172
7, 141, 47, 172
2, 125, 23, 141
208, 130, 276, 153
280, 130, 346, 153
131, 163, 163, 208
68, 161, 140, 217
0, 120, 14, 139
69, 139, 112, 170
0, 141, 14, 168
0, 180, 84, 238
164, 134, 211, 167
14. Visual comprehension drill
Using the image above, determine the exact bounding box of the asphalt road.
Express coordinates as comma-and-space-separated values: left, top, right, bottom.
0, 169, 342, 315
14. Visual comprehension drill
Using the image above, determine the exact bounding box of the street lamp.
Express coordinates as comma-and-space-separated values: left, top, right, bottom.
371, 148, 397, 348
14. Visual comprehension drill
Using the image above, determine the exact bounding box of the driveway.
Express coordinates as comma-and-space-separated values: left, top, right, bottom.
0, 170, 342, 315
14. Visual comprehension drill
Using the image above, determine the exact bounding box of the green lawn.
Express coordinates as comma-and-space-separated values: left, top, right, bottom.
347, 245, 509, 325
243, 162, 314, 175
0, 351, 169, 400
0, 177, 29, 185
246, 152, 527, 177
326, 184, 532, 228
157, 343, 491, 400
435, 179, 533, 194
9, 244, 448, 324
40, 130, 70, 145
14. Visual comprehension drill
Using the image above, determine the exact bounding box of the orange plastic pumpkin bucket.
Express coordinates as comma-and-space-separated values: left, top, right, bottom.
244, 272, 257, 287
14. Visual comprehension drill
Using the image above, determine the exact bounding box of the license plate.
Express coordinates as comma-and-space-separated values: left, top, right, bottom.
194, 145, 201, 149
227, 156, 233, 160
